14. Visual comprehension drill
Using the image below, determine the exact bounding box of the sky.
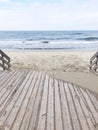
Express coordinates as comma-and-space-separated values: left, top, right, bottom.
0, 0, 98, 30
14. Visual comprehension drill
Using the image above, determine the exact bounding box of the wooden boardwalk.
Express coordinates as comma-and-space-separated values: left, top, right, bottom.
0, 70, 98, 130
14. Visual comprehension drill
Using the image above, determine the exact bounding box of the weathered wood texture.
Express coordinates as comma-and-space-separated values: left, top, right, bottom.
0, 70, 98, 130
0, 50, 11, 70
90, 51, 98, 72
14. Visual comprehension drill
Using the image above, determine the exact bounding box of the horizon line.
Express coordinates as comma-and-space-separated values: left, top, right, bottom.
0, 30, 98, 31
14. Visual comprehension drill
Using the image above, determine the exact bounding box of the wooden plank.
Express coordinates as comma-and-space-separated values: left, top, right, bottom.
0, 71, 18, 96
20, 72, 42, 130
74, 85, 96, 130
0, 71, 98, 130
68, 83, 89, 130
0, 71, 32, 128
90, 58, 98, 67
90, 51, 98, 71
0, 50, 10, 70
93, 64, 98, 71
0, 71, 16, 92
3, 72, 34, 130
0, 71, 10, 83
36, 75, 49, 130
0, 71, 21, 106
10, 72, 37, 130
46, 77, 54, 130
86, 90, 98, 112
0, 71, 22, 108
28, 72, 46, 130
0, 63, 9, 70
59, 81, 72, 130
90, 51, 98, 61
54, 79, 63, 130
0, 57, 11, 67
79, 87, 98, 123
0, 50, 10, 62
0, 71, 27, 112
64, 82, 81, 130
0, 71, 8, 79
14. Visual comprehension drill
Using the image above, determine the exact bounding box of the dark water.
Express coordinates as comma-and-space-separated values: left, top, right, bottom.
0, 31, 98, 50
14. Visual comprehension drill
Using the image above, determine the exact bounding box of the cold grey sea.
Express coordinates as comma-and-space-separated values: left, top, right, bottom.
0, 31, 98, 50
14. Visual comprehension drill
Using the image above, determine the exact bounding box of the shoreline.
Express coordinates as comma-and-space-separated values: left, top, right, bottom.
3, 49, 98, 52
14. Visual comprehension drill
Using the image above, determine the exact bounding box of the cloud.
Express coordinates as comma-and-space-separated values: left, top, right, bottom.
0, 0, 98, 30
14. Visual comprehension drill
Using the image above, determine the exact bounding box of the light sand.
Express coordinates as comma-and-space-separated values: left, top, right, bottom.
5, 50, 98, 93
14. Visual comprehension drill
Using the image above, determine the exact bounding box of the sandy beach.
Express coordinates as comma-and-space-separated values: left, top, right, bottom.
5, 50, 98, 93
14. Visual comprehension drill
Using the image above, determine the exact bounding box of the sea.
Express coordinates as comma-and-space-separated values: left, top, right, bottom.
0, 31, 98, 50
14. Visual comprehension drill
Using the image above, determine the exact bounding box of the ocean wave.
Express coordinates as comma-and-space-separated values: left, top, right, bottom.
71, 32, 82, 35
42, 41, 49, 43
26, 39, 34, 41
14, 47, 77, 50
79, 37, 98, 41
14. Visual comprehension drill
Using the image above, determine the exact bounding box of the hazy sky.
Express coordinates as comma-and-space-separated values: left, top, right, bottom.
0, 0, 98, 30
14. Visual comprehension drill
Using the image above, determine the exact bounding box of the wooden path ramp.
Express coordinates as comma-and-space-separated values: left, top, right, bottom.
0, 70, 98, 130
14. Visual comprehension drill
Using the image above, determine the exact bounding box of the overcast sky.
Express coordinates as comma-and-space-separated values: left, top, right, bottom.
0, 0, 98, 30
